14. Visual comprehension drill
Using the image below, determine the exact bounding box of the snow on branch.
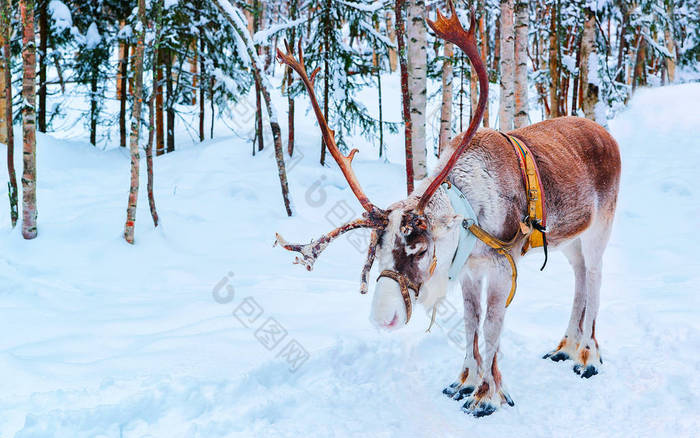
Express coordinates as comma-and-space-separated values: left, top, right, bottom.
253, 17, 307, 45
338, 0, 385, 12
359, 20, 396, 48
643, 32, 673, 58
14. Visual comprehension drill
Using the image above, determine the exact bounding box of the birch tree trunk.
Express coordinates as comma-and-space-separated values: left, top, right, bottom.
37, 0, 46, 132
406, 0, 426, 180
499, 0, 515, 131
118, 33, 129, 147
124, 0, 146, 244
1, 0, 17, 227
579, 7, 598, 121
664, 1, 676, 83
213, 0, 292, 216
439, 42, 453, 157
21, 0, 37, 239
395, 0, 413, 195
513, 0, 528, 128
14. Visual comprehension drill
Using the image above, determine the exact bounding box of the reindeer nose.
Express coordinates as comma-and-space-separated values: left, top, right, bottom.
381, 312, 399, 329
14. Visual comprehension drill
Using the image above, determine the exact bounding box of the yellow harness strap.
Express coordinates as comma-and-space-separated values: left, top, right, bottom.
504, 135, 547, 255
467, 222, 524, 307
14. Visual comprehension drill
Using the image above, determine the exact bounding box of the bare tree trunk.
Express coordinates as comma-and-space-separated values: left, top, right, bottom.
499, 0, 515, 130
199, 26, 205, 142
632, 33, 646, 92
320, 0, 330, 166
165, 49, 175, 153
155, 56, 164, 155
386, 10, 397, 72
89, 67, 98, 145
213, 0, 292, 216
579, 7, 598, 121
377, 67, 384, 158
548, 1, 560, 118
21, 0, 37, 239
1, 2, 17, 226
664, 1, 676, 83
513, 0, 528, 128
252, 0, 263, 155
37, 0, 47, 132
395, 0, 413, 195
406, 0, 426, 179
286, 0, 297, 157
477, 3, 489, 127
439, 42, 453, 157
124, 0, 146, 244
119, 38, 129, 147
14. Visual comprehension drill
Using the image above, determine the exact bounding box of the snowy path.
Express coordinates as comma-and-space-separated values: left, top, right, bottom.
1, 84, 699, 437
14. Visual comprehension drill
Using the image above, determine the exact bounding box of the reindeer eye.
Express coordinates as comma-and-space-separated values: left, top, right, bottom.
416, 248, 428, 257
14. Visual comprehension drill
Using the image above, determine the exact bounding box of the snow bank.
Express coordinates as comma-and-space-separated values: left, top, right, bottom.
0, 78, 698, 436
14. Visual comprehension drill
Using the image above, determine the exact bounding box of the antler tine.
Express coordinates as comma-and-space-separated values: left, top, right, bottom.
275, 216, 384, 271
277, 41, 384, 219
416, 1, 487, 214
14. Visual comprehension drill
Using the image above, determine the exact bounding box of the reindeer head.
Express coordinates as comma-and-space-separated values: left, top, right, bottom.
275, 0, 487, 330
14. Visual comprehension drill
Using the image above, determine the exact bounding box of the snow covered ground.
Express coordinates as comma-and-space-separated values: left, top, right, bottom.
1, 79, 699, 437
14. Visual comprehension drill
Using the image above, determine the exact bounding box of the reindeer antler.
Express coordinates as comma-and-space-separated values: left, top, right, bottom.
416, 1, 488, 214
277, 41, 385, 218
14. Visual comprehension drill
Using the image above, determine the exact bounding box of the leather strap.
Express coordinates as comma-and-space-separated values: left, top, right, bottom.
467, 222, 525, 307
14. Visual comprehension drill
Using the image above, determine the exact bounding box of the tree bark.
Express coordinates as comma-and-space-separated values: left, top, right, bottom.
580, 7, 598, 121
499, 0, 515, 130
406, 0, 426, 180
439, 42, 453, 157
199, 26, 205, 142
395, 0, 413, 195
21, 0, 37, 239
165, 49, 175, 153
286, 0, 297, 157
477, 4, 489, 127
119, 39, 129, 147
155, 54, 164, 155
513, 0, 528, 129
213, 0, 292, 216
548, 1, 560, 118
1, 0, 17, 226
89, 67, 98, 145
124, 0, 146, 244
37, 0, 47, 132
320, 0, 330, 166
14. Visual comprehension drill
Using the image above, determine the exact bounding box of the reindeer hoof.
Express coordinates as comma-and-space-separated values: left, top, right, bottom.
442, 382, 459, 397
462, 397, 498, 417
574, 363, 599, 378
543, 351, 570, 362
452, 386, 475, 401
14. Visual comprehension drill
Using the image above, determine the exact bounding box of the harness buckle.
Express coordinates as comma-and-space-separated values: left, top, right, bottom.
528, 188, 539, 201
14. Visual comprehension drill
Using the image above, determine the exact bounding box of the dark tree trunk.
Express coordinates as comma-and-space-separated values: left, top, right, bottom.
119, 42, 129, 147
199, 27, 205, 142
395, 0, 413, 195
212, 0, 292, 216
165, 49, 174, 153
37, 0, 47, 132
155, 53, 164, 155
90, 68, 98, 145
1, 0, 17, 226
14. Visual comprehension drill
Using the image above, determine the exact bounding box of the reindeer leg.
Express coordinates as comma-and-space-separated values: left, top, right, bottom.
544, 238, 586, 362
443, 272, 483, 400
461, 258, 514, 417
572, 219, 611, 378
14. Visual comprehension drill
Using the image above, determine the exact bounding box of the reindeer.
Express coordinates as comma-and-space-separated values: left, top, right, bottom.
275, 1, 620, 417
